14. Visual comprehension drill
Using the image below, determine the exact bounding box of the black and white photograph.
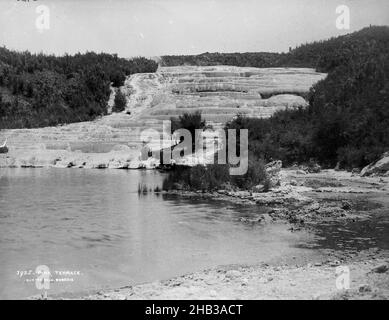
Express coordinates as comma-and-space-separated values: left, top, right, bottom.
0, 0, 388, 307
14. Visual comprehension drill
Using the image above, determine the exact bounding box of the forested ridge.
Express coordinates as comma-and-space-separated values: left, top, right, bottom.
224, 26, 389, 169
0, 49, 158, 128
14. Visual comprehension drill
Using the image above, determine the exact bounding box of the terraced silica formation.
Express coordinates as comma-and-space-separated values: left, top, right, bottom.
0, 66, 326, 168
132, 66, 326, 128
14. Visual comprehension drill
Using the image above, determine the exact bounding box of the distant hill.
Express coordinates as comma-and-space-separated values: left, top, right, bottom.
225, 26, 389, 169
0, 49, 158, 129
162, 26, 389, 72
161, 52, 283, 68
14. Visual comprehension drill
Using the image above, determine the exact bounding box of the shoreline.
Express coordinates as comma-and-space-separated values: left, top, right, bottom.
25, 168, 389, 300
31, 253, 389, 300
79, 257, 389, 300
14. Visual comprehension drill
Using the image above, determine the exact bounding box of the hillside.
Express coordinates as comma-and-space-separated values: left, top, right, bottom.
0, 65, 325, 169
0, 49, 158, 129
225, 26, 389, 169
1, 26, 388, 170
161, 26, 389, 73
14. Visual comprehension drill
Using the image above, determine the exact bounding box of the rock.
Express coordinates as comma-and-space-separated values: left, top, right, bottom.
252, 184, 265, 193
358, 284, 372, 293
329, 260, 341, 267
94, 163, 108, 169
371, 263, 388, 273
141, 157, 160, 169
111, 144, 131, 152
235, 191, 250, 198
341, 201, 352, 211
172, 183, 183, 190
128, 160, 142, 169
265, 160, 282, 173
108, 160, 129, 169
296, 169, 307, 175
307, 162, 321, 173
220, 182, 233, 191
289, 179, 298, 186
209, 290, 217, 297
361, 152, 389, 177
0, 146, 8, 154
351, 168, 361, 176
312, 293, 321, 300
241, 278, 249, 286
306, 202, 320, 211
265, 160, 282, 187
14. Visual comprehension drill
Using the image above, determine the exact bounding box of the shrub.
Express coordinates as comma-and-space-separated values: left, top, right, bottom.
162, 158, 267, 192
171, 111, 206, 149
0, 48, 158, 129
112, 90, 127, 113
231, 157, 267, 190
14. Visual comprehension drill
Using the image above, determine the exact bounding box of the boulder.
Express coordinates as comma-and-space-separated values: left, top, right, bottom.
265, 160, 282, 188
361, 152, 389, 177
299, 161, 321, 173
108, 159, 129, 169
341, 201, 352, 211
252, 184, 265, 193
172, 182, 183, 190
111, 144, 131, 152
371, 263, 388, 274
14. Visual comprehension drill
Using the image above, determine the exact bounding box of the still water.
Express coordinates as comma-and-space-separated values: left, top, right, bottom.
1, 168, 386, 299
0, 168, 316, 299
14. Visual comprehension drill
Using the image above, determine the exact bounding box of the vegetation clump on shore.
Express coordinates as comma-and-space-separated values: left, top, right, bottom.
162, 112, 270, 192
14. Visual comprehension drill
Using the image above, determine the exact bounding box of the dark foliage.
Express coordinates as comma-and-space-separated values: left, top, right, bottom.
112, 90, 127, 113
0, 48, 158, 128
162, 52, 283, 68
162, 160, 267, 192
170, 111, 207, 149
163, 112, 268, 192
225, 26, 389, 169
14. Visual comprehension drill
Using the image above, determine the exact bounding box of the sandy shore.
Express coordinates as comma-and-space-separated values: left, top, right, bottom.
81, 257, 388, 300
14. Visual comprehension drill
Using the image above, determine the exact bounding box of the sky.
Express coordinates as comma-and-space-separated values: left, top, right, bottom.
0, 0, 388, 58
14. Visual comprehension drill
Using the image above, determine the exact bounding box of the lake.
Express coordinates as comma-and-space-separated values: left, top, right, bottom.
1, 168, 386, 299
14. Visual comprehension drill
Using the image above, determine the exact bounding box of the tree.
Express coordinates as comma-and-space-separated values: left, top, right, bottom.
112, 89, 126, 113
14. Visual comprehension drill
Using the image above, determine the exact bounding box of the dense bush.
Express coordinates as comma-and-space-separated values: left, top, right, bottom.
0, 48, 158, 128
162, 160, 268, 192
170, 111, 207, 149
163, 111, 269, 192
225, 26, 389, 169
